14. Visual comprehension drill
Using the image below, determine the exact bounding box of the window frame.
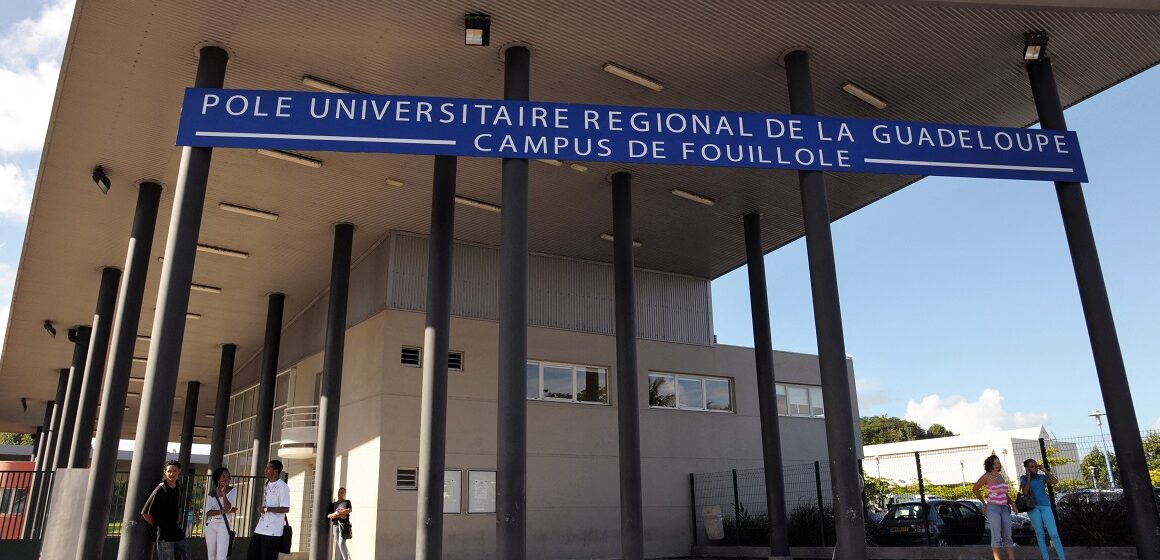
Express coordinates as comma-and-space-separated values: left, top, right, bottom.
526, 360, 610, 405
775, 382, 825, 418
647, 372, 734, 413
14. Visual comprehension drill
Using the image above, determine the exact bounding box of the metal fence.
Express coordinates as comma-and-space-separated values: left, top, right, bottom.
0, 470, 264, 541
692, 429, 1160, 548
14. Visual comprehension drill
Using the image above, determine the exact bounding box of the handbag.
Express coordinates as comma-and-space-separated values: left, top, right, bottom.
1015, 474, 1037, 512
213, 491, 236, 556
341, 520, 353, 540
280, 517, 293, 554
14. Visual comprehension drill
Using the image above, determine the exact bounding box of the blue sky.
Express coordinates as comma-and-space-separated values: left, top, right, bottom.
2, 1, 1157, 440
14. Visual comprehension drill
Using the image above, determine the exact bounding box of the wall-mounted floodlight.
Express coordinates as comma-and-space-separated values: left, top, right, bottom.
67, 328, 78, 342
43, 320, 57, 338
465, 13, 491, 46
92, 166, 110, 194
602, 63, 664, 92
841, 82, 888, 110
1024, 32, 1049, 62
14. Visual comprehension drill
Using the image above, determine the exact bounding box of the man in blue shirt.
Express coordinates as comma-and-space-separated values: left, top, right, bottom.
1020, 459, 1066, 560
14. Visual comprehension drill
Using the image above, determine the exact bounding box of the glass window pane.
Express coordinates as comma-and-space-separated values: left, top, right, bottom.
776, 384, 788, 415
271, 408, 284, 443
576, 367, 607, 403
275, 373, 289, 406
648, 375, 675, 408
443, 470, 462, 514
468, 470, 497, 513
542, 366, 573, 401
808, 387, 824, 417
229, 396, 239, 423
526, 362, 540, 400
704, 379, 732, 411
788, 386, 810, 416
677, 378, 704, 409
241, 390, 253, 417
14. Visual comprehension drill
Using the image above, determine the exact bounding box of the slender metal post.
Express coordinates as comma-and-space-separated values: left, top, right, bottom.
1038, 438, 1058, 518
68, 267, 121, 467
742, 213, 792, 558
54, 326, 91, 468
311, 223, 354, 560
30, 373, 66, 534
119, 46, 228, 560
784, 49, 868, 560
178, 381, 200, 471
497, 44, 530, 560
209, 344, 237, 470
732, 469, 741, 547
814, 461, 825, 546
916, 452, 928, 545
76, 181, 160, 560
251, 293, 286, 479
689, 473, 698, 548
23, 401, 55, 539
1027, 57, 1160, 558
611, 170, 645, 560
415, 156, 457, 560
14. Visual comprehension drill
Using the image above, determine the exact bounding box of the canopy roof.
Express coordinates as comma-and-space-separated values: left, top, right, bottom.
2, 0, 1158, 437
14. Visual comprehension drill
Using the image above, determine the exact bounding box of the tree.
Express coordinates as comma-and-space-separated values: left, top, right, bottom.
0, 432, 34, 446
1080, 446, 1119, 488
860, 415, 957, 445
1141, 432, 1160, 472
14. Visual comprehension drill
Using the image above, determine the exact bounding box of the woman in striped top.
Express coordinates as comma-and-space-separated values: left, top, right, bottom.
973, 454, 1016, 560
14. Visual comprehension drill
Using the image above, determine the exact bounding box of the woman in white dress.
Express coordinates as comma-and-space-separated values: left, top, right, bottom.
204, 467, 237, 560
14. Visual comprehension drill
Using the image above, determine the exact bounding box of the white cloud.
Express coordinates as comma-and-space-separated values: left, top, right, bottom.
855, 376, 892, 408
0, 0, 74, 155
0, 163, 34, 219
904, 388, 1049, 436
1152, 416, 1160, 431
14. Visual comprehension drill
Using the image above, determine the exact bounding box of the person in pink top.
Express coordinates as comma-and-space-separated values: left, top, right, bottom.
972, 454, 1016, 560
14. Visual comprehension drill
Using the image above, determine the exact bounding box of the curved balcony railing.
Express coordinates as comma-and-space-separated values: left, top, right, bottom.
280, 405, 320, 459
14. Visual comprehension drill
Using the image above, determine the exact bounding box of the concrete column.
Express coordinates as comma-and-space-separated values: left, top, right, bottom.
23, 400, 56, 539
178, 381, 200, 472
76, 181, 161, 560
54, 326, 91, 468
783, 49, 867, 560
250, 292, 285, 484
497, 44, 530, 560
118, 45, 228, 560
209, 344, 237, 470
611, 171, 644, 560
415, 156, 457, 560
1027, 57, 1160, 558
68, 266, 122, 467
743, 213, 792, 559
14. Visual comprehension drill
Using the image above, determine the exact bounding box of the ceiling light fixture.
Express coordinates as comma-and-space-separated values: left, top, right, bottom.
191, 283, 222, 294
92, 166, 111, 194
671, 188, 716, 206
455, 195, 501, 213
599, 232, 643, 247
536, 159, 563, 167
602, 63, 664, 92
186, 313, 201, 320
1024, 31, 1049, 62
464, 13, 491, 46
569, 163, 589, 172
301, 75, 364, 94
219, 202, 279, 221
257, 149, 322, 168
841, 82, 888, 110
136, 334, 150, 341
132, 356, 147, 364
385, 178, 405, 188
196, 243, 249, 259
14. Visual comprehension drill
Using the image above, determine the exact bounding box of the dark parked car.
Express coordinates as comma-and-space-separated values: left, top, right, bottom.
876, 499, 985, 547
960, 499, 1036, 545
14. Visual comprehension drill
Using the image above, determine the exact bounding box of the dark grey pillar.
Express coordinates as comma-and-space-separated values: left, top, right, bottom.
31, 427, 43, 461
28, 373, 66, 538
119, 45, 228, 560
611, 171, 644, 560
209, 344, 237, 470
415, 156, 457, 560
743, 213, 792, 559
68, 266, 122, 467
54, 325, 91, 469
178, 381, 200, 472
1028, 57, 1160, 558
783, 49, 867, 560
23, 401, 55, 539
311, 223, 355, 560
251, 292, 285, 482
76, 181, 161, 560
497, 44, 530, 560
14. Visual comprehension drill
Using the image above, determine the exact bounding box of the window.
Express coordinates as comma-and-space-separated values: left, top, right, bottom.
396, 468, 418, 490
526, 361, 608, 404
468, 470, 496, 513
776, 383, 824, 418
648, 373, 733, 412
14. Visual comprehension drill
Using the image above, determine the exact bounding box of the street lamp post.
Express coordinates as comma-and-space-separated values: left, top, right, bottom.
1089, 465, 1099, 489
960, 460, 965, 489
1089, 409, 1117, 489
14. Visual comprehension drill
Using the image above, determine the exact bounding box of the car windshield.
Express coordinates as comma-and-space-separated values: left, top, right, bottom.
885, 504, 925, 520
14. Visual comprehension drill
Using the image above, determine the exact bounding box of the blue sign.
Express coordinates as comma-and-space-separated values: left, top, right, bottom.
176, 88, 1086, 182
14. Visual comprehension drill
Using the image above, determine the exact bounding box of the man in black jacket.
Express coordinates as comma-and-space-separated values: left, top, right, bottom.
141, 460, 190, 560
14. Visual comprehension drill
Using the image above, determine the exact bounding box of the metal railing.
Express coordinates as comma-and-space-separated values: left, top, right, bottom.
283, 405, 320, 429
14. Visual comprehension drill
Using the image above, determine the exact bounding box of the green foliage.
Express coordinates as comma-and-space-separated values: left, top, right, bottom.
1142, 432, 1160, 472
860, 415, 957, 445
0, 432, 34, 446
1044, 445, 1075, 468
1057, 498, 1133, 546
1080, 446, 1119, 488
